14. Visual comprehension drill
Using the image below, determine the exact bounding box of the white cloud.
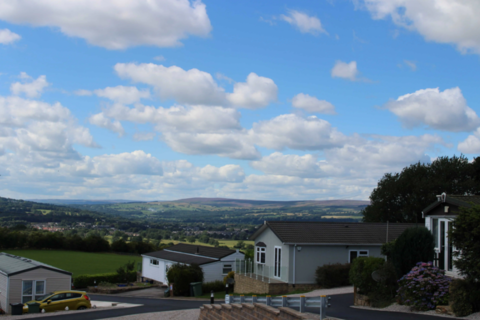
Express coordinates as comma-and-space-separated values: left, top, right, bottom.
280, 10, 327, 35
0, 0, 211, 49
331, 61, 359, 81
291, 93, 336, 114
115, 63, 278, 109
80, 151, 163, 176
153, 55, 166, 61
0, 28, 20, 44
89, 113, 125, 137
251, 152, 327, 178
93, 86, 150, 104
385, 87, 480, 132
115, 63, 227, 105
74, 89, 92, 96
358, 0, 480, 54
199, 164, 245, 183
458, 128, 480, 154
133, 132, 156, 141
252, 114, 346, 151
10, 73, 49, 98
0, 95, 97, 162
227, 73, 278, 109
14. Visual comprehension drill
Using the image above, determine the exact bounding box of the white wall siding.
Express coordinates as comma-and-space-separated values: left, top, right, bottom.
142, 257, 167, 284
254, 228, 290, 282
221, 251, 244, 262
202, 261, 232, 283
0, 274, 8, 313
9, 268, 71, 306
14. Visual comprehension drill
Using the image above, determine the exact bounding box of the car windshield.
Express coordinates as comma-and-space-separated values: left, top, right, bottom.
37, 293, 54, 301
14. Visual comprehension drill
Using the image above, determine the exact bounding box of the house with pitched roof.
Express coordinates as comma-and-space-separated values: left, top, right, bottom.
141, 243, 244, 284
236, 221, 414, 292
423, 193, 480, 278
0, 253, 72, 314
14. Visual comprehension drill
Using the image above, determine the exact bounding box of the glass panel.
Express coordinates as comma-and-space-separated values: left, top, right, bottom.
222, 264, 232, 274
22, 296, 33, 303
36, 281, 45, 294
278, 248, 281, 277
350, 251, 358, 263
23, 281, 33, 295
260, 252, 265, 264
439, 221, 445, 270
359, 251, 368, 255
432, 219, 439, 248
274, 248, 278, 276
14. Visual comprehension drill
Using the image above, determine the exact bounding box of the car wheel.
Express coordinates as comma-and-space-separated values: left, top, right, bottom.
77, 306, 87, 310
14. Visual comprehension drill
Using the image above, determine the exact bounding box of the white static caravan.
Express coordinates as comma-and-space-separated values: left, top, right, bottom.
142, 243, 244, 284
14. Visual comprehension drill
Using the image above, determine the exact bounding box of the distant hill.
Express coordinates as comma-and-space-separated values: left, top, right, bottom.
164, 197, 370, 208
30, 199, 142, 206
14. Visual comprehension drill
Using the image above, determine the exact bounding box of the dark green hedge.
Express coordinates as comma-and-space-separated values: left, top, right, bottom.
166, 264, 204, 296
450, 279, 480, 317
315, 263, 351, 288
202, 280, 224, 293
349, 257, 385, 295
73, 271, 137, 288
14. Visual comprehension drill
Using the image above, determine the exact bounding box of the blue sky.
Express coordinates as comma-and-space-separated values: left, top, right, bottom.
0, 0, 479, 201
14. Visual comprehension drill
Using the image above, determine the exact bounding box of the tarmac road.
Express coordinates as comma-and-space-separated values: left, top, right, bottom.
24, 293, 453, 320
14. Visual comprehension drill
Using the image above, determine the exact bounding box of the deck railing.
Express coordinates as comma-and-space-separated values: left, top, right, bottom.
235, 259, 288, 283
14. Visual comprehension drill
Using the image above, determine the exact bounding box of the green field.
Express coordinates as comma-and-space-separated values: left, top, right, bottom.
3, 250, 141, 277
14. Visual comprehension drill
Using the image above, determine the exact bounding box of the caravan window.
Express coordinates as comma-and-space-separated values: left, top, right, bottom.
150, 259, 159, 266
256, 247, 266, 264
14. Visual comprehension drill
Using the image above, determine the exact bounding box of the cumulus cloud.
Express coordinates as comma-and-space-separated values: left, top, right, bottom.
115, 63, 227, 105
331, 61, 359, 81
89, 113, 125, 137
385, 87, 480, 132
458, 128, 480, 154
280, 10, 327, 35
0, 95, 98, 162
251, 152, 327, 178
114, 63, 277, 108
358, 0, 480, 54
199, 164, 245, 183
10, 73, 49, 98
227, 73, 278, 109
0, 28, 20, 44
403, 60, 417, 71
252, 114, 346, 150
93, 86, 150, 104
0, 0, 211, 49
291, 93, 336, 114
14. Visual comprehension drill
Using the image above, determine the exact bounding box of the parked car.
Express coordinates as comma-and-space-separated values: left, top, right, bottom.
23, 290, 91, 313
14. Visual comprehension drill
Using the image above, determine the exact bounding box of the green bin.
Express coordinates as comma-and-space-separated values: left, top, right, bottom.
190, 282, 203, 297
10, 303, 23, 315
27, 302, 41, 313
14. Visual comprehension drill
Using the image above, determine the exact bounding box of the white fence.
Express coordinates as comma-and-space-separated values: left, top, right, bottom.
235, 259, 288, 283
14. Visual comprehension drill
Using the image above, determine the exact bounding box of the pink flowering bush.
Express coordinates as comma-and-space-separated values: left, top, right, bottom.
396, 262, 452, 311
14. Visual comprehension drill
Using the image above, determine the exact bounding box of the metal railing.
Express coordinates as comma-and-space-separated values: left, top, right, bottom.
235, 259, 288, 283
225, 294, 331, 320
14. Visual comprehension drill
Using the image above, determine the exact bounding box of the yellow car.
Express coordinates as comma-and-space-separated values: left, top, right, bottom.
23, 290, 91, 313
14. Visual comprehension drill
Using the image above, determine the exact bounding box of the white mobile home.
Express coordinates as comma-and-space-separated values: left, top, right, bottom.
0, 253, 72, 314
142, 243, 244, 284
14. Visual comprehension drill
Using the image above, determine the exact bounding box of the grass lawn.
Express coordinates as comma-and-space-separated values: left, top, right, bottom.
3, 250, 141, 277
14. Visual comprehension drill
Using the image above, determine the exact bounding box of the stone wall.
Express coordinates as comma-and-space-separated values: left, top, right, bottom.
198, 303, 315, 320
234, 274, 319, 295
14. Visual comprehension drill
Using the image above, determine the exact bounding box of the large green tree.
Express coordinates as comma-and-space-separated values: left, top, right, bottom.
363, 155, 480, 223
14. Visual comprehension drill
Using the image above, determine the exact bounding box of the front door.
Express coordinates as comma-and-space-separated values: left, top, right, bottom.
433, 218, 455, 272
274, 247, 281, 278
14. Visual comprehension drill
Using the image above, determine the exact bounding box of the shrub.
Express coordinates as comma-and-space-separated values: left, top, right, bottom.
390, 227, 435, 278
166, 264, 204, 296
367, 262, 398, 308
73, 271, 136, 288
450, 206, 480, 281
202, 280, 224, 293
316, 263, 351, 288
349, 257, 385, 295
450, 279, 480, 317
396, 262, 451, 311
223, 271, 235, 286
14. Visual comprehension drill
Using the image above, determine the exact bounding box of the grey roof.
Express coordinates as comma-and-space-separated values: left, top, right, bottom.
422, 194, 480, 215
166, 243, 236, 259
251, 221, 416, 245
143, 250, 217, 265
0, 253, 72, 276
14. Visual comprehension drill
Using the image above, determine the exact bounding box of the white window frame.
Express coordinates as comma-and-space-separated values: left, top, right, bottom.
22, 280, 46, 303
150, 259, 159, 267
348, 250, 369, 263
256, 247, 266, 264
273, 246, 282, 278
222, 264, 233, 275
